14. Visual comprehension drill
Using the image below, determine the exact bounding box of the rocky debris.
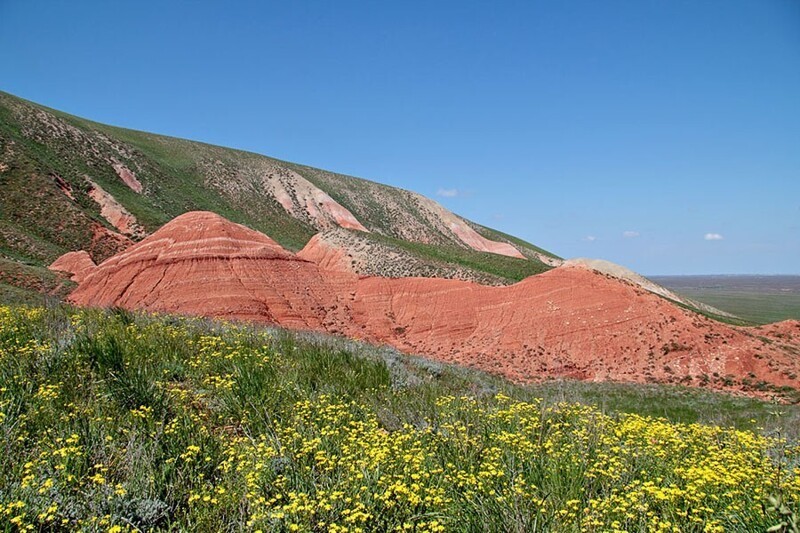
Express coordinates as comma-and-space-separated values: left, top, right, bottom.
298, 233, 355, 272
292, 164, 559, 262
751, 320, 800, 341
52, 173, 74, 199
111, 160, 143, 193
526, 251, 563, 267
467, 222, 563, 267
263, 165, 369, 231
286, 168, 459, 245
89, 223, 133, 263
12, 102, 136, 166
298, 229, 511, 284
49, 251, 96, 283
17, 106, 92, 149
200, 159, 370, 232
68, 211, 800, 397
85, 178, 146, 239
199, 156, 540, 260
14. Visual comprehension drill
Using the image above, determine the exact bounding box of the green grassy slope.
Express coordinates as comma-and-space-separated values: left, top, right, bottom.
367, 233, 552, 281
0, 90, 557, 299
0, 258, 74, 304
469, 221, 561, 261
667, 290, 800, 325
0, 93, 317, 252
651, 276, 800, 325
0, 304, 797, 531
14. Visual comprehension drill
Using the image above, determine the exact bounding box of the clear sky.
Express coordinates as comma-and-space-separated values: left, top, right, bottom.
2, 1, 798, 274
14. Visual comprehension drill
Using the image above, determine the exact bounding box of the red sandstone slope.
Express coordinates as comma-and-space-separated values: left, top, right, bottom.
70, 212, 357, 329
49, 251, 96, 283
352, 271, 798, 388
297, 233, 355, 272
65, 211, 800, 395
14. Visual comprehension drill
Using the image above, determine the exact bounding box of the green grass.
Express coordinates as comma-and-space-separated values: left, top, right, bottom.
667, 297, 757, 327
469, 222, 561, 261
523, 379, 800, 435
669, 289, 800, 325
0, 283, 54, 305
0, 304, 798, 531
0, 258, 74, 302
369, 233, 552, 283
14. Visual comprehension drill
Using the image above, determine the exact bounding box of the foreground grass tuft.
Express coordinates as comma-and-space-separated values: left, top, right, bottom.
0, 305, 798, 531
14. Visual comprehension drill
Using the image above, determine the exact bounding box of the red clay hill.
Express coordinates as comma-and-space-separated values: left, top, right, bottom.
56, 211, 800, 396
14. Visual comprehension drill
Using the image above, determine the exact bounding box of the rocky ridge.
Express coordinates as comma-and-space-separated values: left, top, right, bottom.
57, 211, 800, 398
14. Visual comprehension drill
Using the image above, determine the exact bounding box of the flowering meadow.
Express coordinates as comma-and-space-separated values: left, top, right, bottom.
0, 305, 798, 531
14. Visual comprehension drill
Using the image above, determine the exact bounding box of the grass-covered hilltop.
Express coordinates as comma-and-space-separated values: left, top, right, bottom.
1, 304, 798, 532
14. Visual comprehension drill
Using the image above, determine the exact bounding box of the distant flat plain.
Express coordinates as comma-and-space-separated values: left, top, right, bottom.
650, 275, 800, 325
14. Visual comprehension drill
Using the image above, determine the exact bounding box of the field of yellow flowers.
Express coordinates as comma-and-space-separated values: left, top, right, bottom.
0, 304, 798, 531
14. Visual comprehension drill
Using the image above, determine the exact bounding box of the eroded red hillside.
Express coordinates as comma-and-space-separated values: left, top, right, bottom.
63, 211, 800, 396
49, 251, 96, 283
69, 212, 357, 329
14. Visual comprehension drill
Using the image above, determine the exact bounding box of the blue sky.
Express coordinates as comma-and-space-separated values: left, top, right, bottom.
1, 1, 798, 274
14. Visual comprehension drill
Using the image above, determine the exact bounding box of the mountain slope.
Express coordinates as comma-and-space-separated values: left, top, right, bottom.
0, 91, 739, 318
63, 211, 800, 397
0, 90, 559, 297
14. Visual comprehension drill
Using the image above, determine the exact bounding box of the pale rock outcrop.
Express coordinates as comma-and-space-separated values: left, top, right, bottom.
111, 161, 143, 193
260, 166, 368, 232
297, 233, 356, 272
86, 178, 146, 239
412, 194, 525, 258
